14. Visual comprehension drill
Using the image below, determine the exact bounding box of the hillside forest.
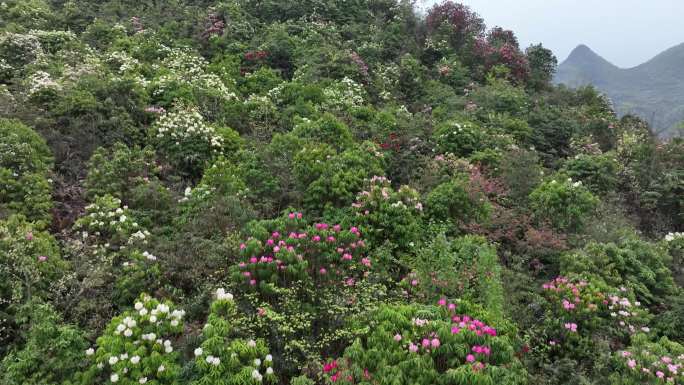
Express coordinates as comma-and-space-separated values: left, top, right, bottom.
1, 1, 684, 384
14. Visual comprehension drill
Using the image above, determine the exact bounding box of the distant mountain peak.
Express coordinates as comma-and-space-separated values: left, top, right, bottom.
563, 44, 616, 69
555, 42, 684, 137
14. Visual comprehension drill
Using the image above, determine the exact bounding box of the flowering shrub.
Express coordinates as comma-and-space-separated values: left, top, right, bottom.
0, 216, 66, 353
151, 47, 238, 105
0, 118, 53, 227
191, 289, 277, 385
402, 234, 504, 316
529, 177, 599, 232
78, 295, 185, 385
351, 176, 422, 252
611, 334, 684, 384
425, 2, 485, 50
541, 276, 651, 343
233, 213, 371, 290
326, 300, 526, 384
150, 103, 242, 177
230, 213, 384, 374
75, 195, 143, 251
433, 119, 486, 157
322, 77, 366, 111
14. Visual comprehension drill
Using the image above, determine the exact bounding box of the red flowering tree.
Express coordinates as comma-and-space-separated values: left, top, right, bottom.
426, 1, 486, 50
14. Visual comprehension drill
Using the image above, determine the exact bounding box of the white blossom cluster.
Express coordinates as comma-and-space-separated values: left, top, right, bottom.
152, 47, 238, 102
323, 76, 365, 110
665, 232, 684, 242
86, 296, 185, 384
0, 32, 45, 66
26, 71, 61, 96
152, 104, 225, 150
107, 51, 141, 73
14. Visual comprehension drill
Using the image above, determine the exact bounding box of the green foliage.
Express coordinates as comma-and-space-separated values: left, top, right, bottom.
0, 216, 66, 354
85, 143, 160, 202
78, 295, 185, 385
190, 291, 277, 385
332, 301, 526, 385
560, 152, 620, 195
0, 301, 87, 385
351, 176, 423, 253
425, 177, 491, 226
560, 238, 677, 308
0, 119, 53, 227
404, 234, 505, 318
529, 177, 599, 232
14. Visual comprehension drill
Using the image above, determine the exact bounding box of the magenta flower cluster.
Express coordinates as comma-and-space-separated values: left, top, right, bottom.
236, 213, 370, 288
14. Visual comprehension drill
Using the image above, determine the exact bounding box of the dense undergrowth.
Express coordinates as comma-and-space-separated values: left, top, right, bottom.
1, 1, 684, 384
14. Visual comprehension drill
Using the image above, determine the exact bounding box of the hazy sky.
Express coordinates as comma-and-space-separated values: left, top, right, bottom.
419, 0, 684, 68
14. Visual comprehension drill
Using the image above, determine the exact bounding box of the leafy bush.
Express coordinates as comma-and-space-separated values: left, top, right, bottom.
351, 176, 423, 253
190, 289, 277, 385
0, 119, 53, 226
403, 234, 504, 317
328, 300, 527, 385
85, 143, 161, 202
78, 295, 186, 385
0, 216, 66, 354
425, 177, 491, 227
529, 177, 599, 232
560, 153, 620, 195
0, 301, 87, 385
560, 238, 678, 308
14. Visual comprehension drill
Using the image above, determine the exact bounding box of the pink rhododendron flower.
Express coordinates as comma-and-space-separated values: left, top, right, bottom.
438, 298, 447, 306
564, 323, 578, 332
393, 334, 402, 342
431, 338, 440, 348
466, 354, 475, 363
627, 359, 636, 369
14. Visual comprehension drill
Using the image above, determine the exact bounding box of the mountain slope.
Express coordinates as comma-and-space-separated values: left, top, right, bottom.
555, 43, 684, 137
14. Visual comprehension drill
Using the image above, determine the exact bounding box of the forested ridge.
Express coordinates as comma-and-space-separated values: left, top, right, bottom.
1, 1, 684, 384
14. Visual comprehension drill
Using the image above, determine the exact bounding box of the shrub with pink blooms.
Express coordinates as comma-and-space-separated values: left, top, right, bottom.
230, 212, 384, 375
324, 300, 527, 384
232, 213, 371, 291
610, 334, 684, 385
